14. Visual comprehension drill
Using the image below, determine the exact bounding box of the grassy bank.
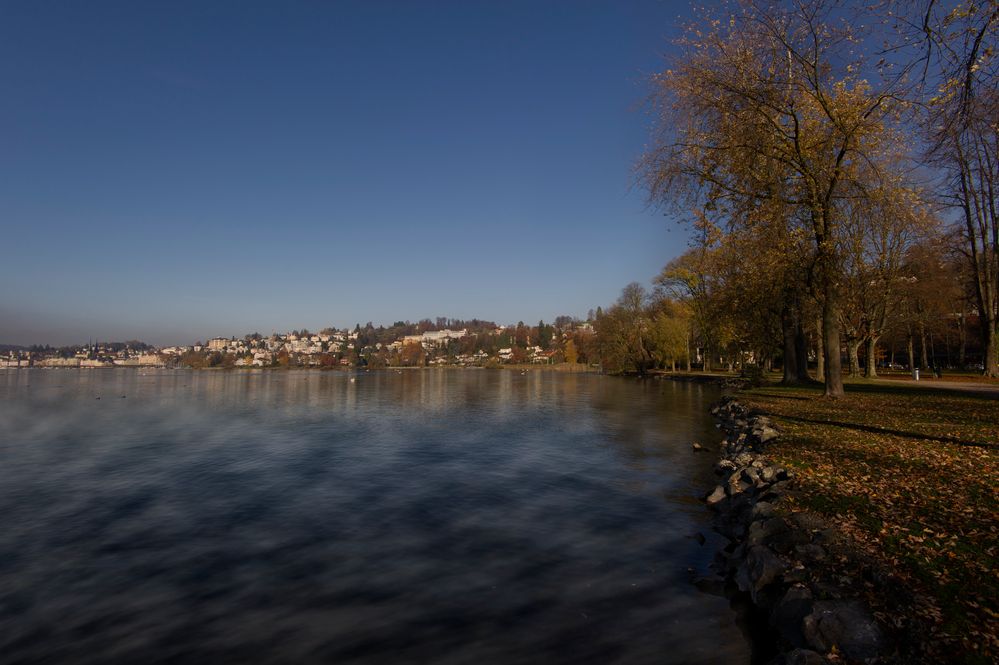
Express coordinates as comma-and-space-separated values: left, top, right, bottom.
736, 381, 998, 663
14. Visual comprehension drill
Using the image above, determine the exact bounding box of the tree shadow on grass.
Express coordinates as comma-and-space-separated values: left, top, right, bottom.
755, 382, 999, 401
776, 414, 996, 450
749, 390, 816, 401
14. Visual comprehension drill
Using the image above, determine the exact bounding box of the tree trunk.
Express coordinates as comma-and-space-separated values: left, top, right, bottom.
958, 311, 967, 369
954, 138, 998, 378
685, 336, 691, 372
919, 322, 929, 369
781, 305, 800, 384
822, 298, 844, 397
865, 336, 879, 378
815, 317, 825, 381
795, 320, 810, 382
986, 329, 998, 377
847, 339, 862, 377
907, 331, 915, 373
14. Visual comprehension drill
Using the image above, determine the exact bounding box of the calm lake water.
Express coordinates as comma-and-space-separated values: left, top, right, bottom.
0, 369, 750, 664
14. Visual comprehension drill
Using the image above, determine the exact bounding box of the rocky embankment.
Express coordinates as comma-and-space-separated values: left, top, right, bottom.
704, 397, 891, 665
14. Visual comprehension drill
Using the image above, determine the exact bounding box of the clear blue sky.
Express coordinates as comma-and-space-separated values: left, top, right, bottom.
1, 1, 694, 346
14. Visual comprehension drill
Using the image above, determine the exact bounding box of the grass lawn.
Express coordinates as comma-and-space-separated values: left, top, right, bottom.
739, 380, 998, 663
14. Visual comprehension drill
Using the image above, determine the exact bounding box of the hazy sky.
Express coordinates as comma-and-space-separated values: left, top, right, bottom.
1, 1, 694, 346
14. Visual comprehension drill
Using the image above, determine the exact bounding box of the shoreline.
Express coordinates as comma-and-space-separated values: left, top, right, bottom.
702, 397, 893, 664
1, 364, 602, 373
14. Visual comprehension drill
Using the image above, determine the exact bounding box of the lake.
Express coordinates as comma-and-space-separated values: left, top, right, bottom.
0, 369, 750, 664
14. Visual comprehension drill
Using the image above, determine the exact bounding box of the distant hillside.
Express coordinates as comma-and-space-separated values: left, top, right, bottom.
0, 344, 28, 353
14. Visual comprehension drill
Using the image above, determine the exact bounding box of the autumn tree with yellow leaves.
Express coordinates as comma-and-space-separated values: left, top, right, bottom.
642, 0, 923, 396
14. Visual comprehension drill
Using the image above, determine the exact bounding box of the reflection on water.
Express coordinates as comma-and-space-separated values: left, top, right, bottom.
0, 369, 748, 664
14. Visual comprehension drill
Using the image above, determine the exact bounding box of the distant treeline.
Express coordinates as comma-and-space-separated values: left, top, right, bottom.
4, 341, 155, 357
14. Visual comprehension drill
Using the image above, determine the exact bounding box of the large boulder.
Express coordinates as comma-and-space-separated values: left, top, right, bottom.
736, 545, 787, 603
771, 585, 814, 648
747, 517, 791, 548
802, 600, 887, 661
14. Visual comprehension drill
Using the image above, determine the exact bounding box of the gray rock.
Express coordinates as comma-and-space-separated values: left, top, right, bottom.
759, 425, 781, 443
736, 545, 787, 598
770, 480, 792, 493
726, 491, 753, 518
802, 599, 887, 661
771, 585, 813, 648
715, 459, 737, 475
782, 563, 809, 585
748, 517, 790, 547
752, 501, 776, 521
727, 476, 752, 496
761, 466, 778, 483
705, 485, 727, 507
767, 524, 813, 555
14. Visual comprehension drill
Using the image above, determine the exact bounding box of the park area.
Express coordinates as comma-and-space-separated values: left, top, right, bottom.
737, 379, 998, 663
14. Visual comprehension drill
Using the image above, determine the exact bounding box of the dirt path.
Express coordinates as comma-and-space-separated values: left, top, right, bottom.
872, 377, 999, 398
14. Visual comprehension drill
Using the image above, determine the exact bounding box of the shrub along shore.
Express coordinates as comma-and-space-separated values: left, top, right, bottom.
696, 378, 998, 664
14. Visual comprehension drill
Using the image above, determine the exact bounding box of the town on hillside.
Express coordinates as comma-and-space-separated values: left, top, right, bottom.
1, 318, 598, 369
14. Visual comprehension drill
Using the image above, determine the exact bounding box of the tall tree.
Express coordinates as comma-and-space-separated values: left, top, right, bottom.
593, 283, 655, 374
912, 2, 998, 375
656, 233, 730, 373
564, 339, 579, 365
646, 298, 692, 372
838, 183, 935, 377
643, 0, 916, 396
